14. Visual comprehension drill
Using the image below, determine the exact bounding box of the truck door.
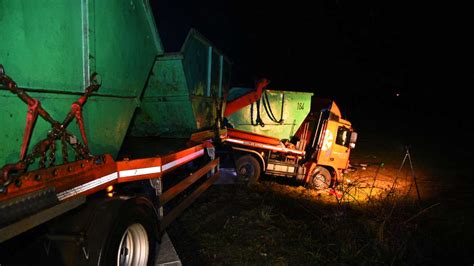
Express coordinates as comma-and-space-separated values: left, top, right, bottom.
317, 119, 352, 170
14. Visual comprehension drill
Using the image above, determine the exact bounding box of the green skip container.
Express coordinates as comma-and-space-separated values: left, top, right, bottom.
130, 29, 232, 138
0, 0, 163, 167
226, 89, 313, 140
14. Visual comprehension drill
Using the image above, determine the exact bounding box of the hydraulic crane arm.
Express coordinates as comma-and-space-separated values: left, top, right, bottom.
224, 78, 269, 117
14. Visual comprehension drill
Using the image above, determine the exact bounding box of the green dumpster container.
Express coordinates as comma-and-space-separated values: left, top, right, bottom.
226, 89, 313, 140
130, 29, 232, 138
0, 0, 163, 167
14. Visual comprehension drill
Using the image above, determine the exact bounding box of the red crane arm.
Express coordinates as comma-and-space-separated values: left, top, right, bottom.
224, 78, 270, 117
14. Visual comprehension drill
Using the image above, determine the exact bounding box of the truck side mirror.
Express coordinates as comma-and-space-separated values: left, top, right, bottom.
350, 132, 358, 146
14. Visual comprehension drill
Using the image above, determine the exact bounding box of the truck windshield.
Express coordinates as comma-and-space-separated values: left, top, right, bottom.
336, 126, 351, 147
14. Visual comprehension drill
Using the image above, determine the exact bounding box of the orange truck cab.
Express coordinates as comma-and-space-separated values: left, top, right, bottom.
222, 95, 357, 189
297, 98, 357, 189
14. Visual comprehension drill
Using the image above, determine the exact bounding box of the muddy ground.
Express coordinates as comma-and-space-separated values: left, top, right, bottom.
168, 141, 474, 265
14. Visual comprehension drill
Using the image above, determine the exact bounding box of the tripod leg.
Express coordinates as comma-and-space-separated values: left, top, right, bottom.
388, 152, 408, 196
407, 149, 421, 202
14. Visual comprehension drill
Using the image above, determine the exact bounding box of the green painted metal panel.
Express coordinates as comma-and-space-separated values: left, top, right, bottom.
182, 32, 209, 97
191, 96, 218, 132
94, 0, 163, 96
0, 0, 83, 91
181, 29, 232, 97
0, 0, 163, 169
211, 48, 222, 97
129, 58, 197, 137
131, 95, 197, 137
0, 0, 162, 95
131, 29, 232, 137
143, 56, 189, 97
221, 57, 232, 97
226, 90, 313, 140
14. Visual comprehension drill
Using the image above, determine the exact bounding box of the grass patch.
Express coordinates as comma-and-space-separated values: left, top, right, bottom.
168, 163, 474, 265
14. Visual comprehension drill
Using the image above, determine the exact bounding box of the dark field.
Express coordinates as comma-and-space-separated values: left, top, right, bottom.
168, 127, 474, 265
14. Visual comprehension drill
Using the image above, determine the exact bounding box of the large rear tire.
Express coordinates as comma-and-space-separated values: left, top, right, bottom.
100, 203, 158, 266
235, 155, 261, 186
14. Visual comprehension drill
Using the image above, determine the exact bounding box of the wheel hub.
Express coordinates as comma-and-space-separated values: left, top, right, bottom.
117, 223, 149, 266
238, 164, 254, 179
311, 171, 329, 190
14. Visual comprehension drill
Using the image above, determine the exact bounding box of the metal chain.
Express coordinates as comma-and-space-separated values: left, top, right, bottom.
0, 67, 100, 192
62, 133, 68, 163
40, 150, 47, 169
49, 140, 56, 167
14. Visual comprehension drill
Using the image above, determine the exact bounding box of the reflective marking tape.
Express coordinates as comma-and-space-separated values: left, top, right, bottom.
226, 138, 244, 144
57, 172, 118, 201
162, 149, 204, 171
225, 138, 305, 155
119, 166, 161, 178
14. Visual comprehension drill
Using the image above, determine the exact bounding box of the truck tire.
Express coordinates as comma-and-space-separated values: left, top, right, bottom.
235, 155, 261, 186
99, 201, 158, 266
309, 167, 332, 190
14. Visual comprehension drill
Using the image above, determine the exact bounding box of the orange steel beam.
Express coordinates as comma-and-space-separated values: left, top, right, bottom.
160, 158, 219, 205
117, 157, 163, 183
224, 137, 305, 156
1, 142, 213, 230
161, 171, 220, 231
0, 154, 116, 202
160, 145, 205, 173
2, 144, 207, 204
224, 78, 269, 117
227, 128, 280, 146
116, 144, 205, 183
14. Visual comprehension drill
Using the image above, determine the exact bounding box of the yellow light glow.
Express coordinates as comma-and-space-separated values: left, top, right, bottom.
106, 185, 114, 193
107, 192, 114, 198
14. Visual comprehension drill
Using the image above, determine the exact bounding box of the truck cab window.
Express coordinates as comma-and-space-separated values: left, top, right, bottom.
336, 126, 350, 147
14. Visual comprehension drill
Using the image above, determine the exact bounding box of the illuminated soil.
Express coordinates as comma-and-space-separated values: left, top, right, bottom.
168, 151, 474, 265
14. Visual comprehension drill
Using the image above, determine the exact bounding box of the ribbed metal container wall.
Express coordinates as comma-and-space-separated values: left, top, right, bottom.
130, 29, 232, 138
226, 90, 313, 140
0, 0, 163, 167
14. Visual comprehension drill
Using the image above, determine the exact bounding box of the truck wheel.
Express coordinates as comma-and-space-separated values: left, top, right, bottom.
100, 203, 158, 266
309, 167, 332, 190
235, 155, 261, 186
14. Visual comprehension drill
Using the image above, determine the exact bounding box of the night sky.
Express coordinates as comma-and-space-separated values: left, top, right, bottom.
150, 0, 470, 156
152, 1, 407, 94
